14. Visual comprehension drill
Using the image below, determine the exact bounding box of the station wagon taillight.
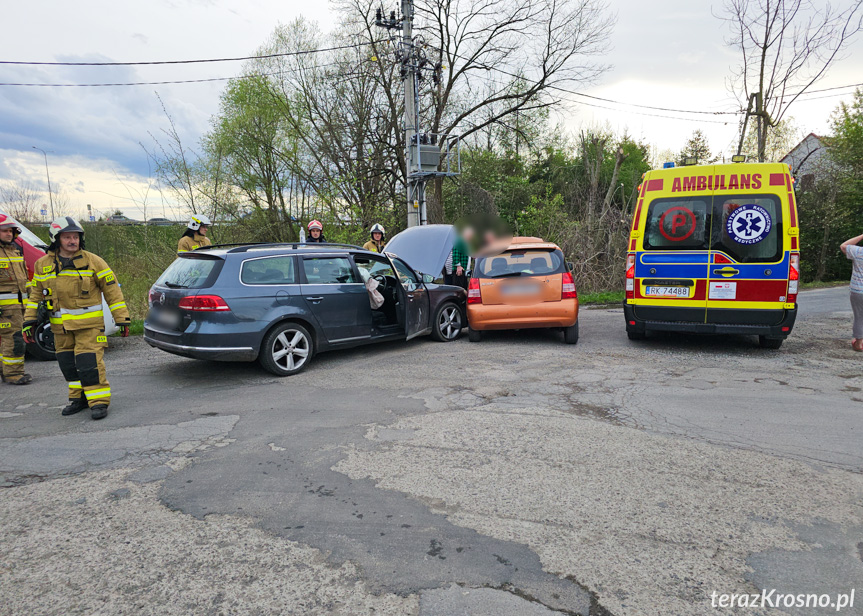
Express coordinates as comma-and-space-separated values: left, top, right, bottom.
787, 253, 800, 304
179, 295, 231, 311
625, 254, 636, 299
467, 277, 482, 304
561, 271, 577, 300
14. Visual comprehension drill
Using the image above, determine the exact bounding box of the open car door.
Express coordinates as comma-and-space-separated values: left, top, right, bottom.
389, 255, 431, 340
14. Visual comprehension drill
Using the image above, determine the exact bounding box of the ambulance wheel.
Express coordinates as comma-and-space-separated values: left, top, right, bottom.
627, 331, 646, 341
758, 335, 783, 349
26, 320, 56, 361
468, 327, 482, 342
259, 322, 313, 376
563, 321, 579, 344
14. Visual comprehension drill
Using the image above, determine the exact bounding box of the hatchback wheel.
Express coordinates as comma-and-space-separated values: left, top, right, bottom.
432, 302, 463, 342
259, 322, 313, 376
563, 321, 579, 344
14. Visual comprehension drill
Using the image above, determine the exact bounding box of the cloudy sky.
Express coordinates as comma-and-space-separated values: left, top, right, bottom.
1, 0, 861, 221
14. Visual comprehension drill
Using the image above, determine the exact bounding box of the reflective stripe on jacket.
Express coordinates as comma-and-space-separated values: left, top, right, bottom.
177, 233, 211, 253
24, 250, 130, 332
0, 241, 28, 297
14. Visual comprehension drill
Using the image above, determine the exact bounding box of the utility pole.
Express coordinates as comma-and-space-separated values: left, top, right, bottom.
32, 146, 55, 219
376, 1, 458, 228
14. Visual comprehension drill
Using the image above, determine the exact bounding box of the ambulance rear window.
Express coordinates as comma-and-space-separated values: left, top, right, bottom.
643, 198, 710, 250
712, 195, 782, 263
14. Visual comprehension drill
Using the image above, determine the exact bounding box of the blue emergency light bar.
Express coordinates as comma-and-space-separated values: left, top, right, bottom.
663, 162, 675, 168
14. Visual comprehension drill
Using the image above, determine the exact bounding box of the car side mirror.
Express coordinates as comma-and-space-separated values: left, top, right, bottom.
422, 273, 435, 284
567, 261, 574, 272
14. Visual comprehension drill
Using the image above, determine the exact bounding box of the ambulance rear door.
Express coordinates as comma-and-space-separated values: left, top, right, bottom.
633, 166, 715, 324
706, 165, 789, 326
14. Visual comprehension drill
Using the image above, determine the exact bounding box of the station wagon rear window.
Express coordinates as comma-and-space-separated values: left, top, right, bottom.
475, 249, 565, 278
155, 255, 222, 289
241, 256, 297, 284
643, 198, 710, 250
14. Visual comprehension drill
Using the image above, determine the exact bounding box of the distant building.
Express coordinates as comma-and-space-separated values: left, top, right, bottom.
780, 133, 828, 190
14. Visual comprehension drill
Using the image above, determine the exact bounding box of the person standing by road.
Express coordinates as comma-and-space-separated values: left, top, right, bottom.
444, 230, 470, 288
22, 217, 131, 419
363, 224, 386, 253
178, 215, 212, 253
840, 232, 863, 351
0, 214, 32, 385
306, 220, 326, 243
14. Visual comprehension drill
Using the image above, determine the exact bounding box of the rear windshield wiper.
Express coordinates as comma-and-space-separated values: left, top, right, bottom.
489, 272, 525, 278
163, 282, 189, 289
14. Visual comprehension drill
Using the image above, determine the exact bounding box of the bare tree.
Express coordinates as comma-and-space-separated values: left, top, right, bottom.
723, 0, 863, 161
0, 180, 42, 222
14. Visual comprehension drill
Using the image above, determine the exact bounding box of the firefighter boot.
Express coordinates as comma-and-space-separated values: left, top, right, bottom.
6, 373, 32, 385
90, 404, 108, 420
61, 398, 88, 416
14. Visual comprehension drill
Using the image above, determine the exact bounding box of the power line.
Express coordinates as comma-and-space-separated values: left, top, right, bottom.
555, 92, 735, 125
0, 42, 384, 67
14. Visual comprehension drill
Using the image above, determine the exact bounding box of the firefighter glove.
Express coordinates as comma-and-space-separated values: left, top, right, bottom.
22, 320, 38, 344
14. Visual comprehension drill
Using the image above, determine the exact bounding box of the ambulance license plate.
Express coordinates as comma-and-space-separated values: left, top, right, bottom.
645, 286, 690, 298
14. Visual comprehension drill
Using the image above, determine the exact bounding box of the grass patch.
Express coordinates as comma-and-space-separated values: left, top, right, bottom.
800, 280, 848, 289
580, 290, 624, 305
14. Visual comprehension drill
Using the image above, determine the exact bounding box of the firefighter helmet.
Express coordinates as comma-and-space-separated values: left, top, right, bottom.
48, 216, 85, 243
308, 219, 323, 231
0, 213, 21, 238
370, 223, 385, 237
187, 214, 211, 231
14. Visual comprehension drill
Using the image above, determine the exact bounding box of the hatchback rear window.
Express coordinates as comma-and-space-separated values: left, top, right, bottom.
475, 249, 565, 278
155, 255, 223, 289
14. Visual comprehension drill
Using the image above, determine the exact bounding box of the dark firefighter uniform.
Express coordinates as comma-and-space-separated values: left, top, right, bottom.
0, 221, 30, 384
25, 250, 130, 409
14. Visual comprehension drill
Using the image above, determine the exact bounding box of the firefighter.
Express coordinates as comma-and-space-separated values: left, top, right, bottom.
22, 217, 131, 420
306, 220, 326, 243
0, 214, 32, 385
362, 223, 386, 253
178, 214, 212, 253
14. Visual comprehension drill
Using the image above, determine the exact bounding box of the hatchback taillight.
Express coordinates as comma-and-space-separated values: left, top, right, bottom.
787, 253, 799, 304
625, 254, 636, 299
467, 278, 482, 304
179, 295, 231, 312
561, 271, 577, 300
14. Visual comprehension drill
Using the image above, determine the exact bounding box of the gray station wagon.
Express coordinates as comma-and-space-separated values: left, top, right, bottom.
144, 232, 466, 375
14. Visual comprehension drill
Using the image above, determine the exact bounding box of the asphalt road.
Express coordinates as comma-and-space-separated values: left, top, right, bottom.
1, 285, 861, 616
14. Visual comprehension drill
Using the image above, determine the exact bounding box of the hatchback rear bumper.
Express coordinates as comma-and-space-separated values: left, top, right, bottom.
623, 302, 797, 337
144, 325, 257, 361
467, 301, 578, 330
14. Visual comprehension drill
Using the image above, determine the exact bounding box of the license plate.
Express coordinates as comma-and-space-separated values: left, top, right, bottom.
645, 286, 691, 298
502, 284, 540, 295
155, 310, 181, 328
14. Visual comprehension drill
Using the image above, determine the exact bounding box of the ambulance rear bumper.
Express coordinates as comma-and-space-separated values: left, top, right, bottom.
623, 303, 797, 337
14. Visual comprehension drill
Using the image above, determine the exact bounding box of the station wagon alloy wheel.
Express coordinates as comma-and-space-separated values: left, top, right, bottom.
259, 322, 313, 376
432, 302, 462, 342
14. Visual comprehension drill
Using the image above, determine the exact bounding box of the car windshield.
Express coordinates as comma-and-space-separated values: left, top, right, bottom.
155, 255, 223, 289
475, 249, 565, 278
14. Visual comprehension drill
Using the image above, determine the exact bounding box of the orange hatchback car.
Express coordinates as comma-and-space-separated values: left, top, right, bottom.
466, 237, 579, 343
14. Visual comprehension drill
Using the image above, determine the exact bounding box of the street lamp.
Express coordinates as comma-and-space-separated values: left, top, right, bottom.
32, 146, 55, 219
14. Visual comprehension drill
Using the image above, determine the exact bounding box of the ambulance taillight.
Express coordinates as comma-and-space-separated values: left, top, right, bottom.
787, 253, 800, 304
625, 254, 635, 299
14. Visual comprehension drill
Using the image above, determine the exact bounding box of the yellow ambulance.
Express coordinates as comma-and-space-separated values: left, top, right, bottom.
623, 161, 800, 348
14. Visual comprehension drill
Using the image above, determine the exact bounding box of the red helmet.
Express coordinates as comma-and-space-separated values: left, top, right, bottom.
0, 213, 21, 236
308, 220, 323, 231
